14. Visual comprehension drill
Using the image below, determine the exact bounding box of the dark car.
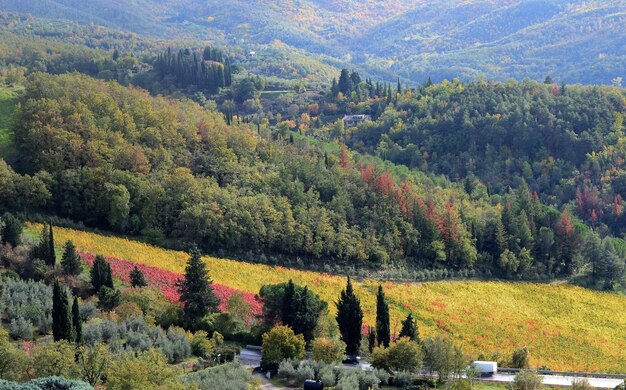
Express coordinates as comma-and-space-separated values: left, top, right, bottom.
342, 356, 359, 365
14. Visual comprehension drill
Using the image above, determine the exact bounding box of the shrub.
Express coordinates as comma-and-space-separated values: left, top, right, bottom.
393, 370, 414, 388
190, 331, 214, 358
31, 341, 78, 379
511, 370, 543, 390
260, 326, 305, 372
9, 317, 34, 340
79, 301, 98, 322
422, 336, 466, 382
296, 363, 315, 383
106, 348, 181, 389
370, 338, 423, 373
277, 360, 297, 379
373, 368, 390, 385
0, 376, 93, 390
180, 361, 251, 390
319, 366, 337, 387
311, 337, 345, 364
1, 278, 52, 332
512, 347, 531, 369
336, 373, 359, 390
571, 378, 593, 390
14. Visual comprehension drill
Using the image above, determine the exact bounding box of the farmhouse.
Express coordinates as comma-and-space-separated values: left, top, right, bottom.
343, 114, 372, 127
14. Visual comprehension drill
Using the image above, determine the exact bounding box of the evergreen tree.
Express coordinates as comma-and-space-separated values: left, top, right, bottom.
397, 78, 402, 94
291, 286, 318, 345
336, 277, 363, 356
399, 313, 419, 342
368, 326, 376, 353
47, 223, 56, 267
61, 240, 82, 276
91, 255, 113, 291
331, 78, 339, 96
177, 247, 219, 327
1, 212, 22, 247
52, 280, 73, 342
34, 225, 51, 264
72, 296, 82, 343
281, 279, 296, 326
129, 265, 147, 288
425, 76, 434, 87
338, 69, 353, 96
375, 285, 390, 347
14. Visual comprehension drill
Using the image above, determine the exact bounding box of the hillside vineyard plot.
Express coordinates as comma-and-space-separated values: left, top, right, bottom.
35, 224, 626, 373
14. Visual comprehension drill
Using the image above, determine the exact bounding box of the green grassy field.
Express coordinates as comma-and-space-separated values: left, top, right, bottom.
0, 85, 21, 157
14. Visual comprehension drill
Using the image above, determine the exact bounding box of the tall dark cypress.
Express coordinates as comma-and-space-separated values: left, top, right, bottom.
52, 280, 73, 342
72, 296, 82, 343
177, 247, 219, 327
375, 284, 390, 347
291, 286, 317, 345
48, 223, 56, 266
282, 279, 296, 326
368, 326, 376, 353
336, 277, 363, 356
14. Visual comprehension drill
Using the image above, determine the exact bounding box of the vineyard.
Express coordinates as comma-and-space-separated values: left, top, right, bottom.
30, 224, 626, 373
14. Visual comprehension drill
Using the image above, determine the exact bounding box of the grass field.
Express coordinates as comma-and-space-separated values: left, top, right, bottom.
0, 85, 21, 157
29, 223, 626, 373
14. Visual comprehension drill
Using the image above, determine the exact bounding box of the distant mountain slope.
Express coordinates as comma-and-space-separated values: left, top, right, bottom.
2, 0, 625, 84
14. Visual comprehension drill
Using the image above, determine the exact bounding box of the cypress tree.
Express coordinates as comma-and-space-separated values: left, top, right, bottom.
336, 277, 363, 356
282, 279, 296, 326
130, 265, 147, 288
397, 78, 402, 94
291, 286, 317, 345
47, 223, 56, 266
375, 284, 390, 347
61, 240, 82, 276
368, 326, 376, 353
399, 313, 419, 342
52, 280, 73, 342
72, 296, 82, 343
177, 247, 219, 327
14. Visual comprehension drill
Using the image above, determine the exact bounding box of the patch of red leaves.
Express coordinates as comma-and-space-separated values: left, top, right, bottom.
77, 250, 262, 317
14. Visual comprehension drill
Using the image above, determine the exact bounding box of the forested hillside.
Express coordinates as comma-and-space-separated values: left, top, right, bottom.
3, 1, 626, 84
343, 79, 626, 240
0, 71, 623, 292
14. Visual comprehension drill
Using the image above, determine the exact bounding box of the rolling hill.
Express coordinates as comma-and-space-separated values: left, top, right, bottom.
2, 0, 626, 84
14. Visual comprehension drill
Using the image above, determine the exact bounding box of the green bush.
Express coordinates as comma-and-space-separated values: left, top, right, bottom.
180, 361, 252, 390
0, 376, 93, 389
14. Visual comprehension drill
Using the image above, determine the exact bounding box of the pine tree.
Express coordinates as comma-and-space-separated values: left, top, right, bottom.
399, 313, 419, 342
61, 240, 82, 275
375, 284, 390, 347
52, 280, 73, 342
72, 296, 82, 343
177, 247, 219, 327
336, 277, 363, 356
130, 266, 147, 288
282, 279, 296, 326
